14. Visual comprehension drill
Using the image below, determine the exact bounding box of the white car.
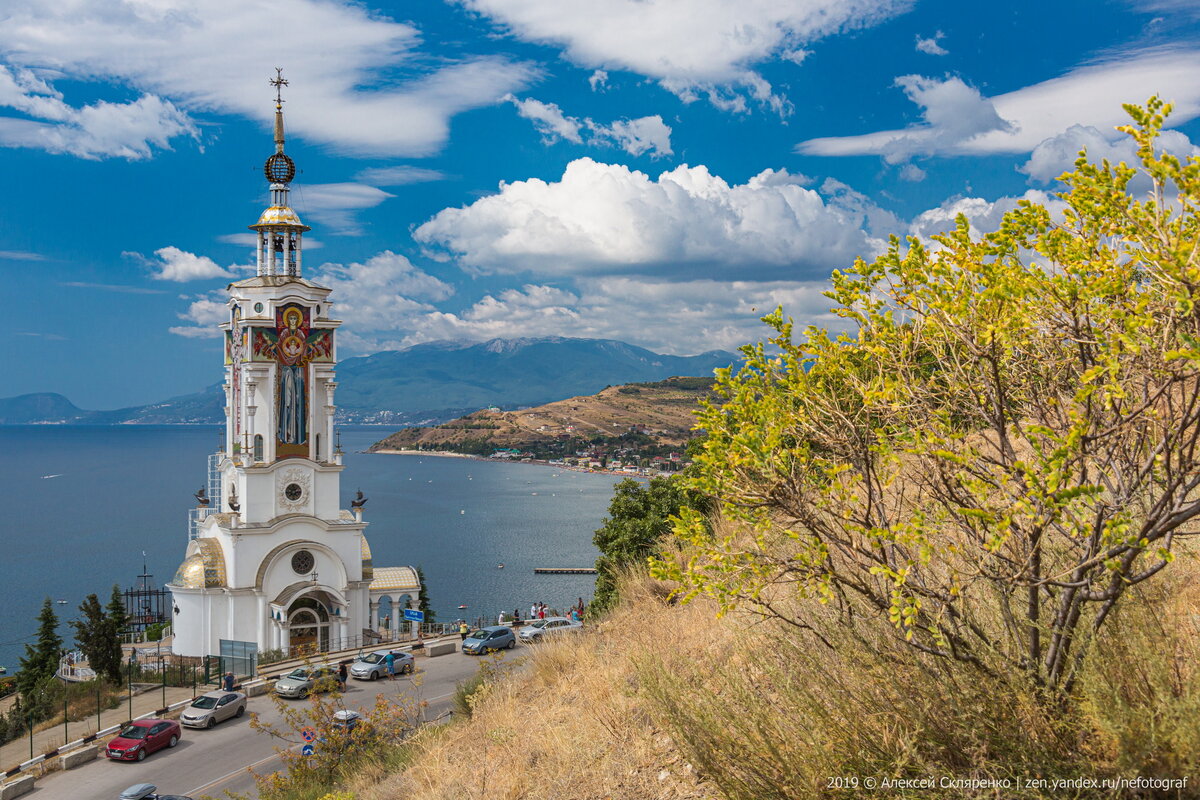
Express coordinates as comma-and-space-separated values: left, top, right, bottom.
518, 616, 583, 642
349, 649, 414, 680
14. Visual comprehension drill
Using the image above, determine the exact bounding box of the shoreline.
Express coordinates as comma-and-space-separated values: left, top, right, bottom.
370, 447, 659, 479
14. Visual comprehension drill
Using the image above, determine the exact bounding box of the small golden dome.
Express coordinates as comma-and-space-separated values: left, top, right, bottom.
171, 538, 227, 589
250, 205, 310, 231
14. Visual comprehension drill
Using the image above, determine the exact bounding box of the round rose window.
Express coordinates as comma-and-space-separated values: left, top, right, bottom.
291, 550, 314, 574
284, 483, 303, 501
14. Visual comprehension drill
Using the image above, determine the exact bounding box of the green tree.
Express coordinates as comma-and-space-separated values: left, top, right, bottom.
16, 598, 62, 700
103, 584, 127, 679
592, 476, 706, 615
72, 593, 121, 684
415, 566, 435, 624
656, 97, 1200, 698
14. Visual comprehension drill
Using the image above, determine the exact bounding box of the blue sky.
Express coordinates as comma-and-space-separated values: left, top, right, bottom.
3, 0, 1200, 408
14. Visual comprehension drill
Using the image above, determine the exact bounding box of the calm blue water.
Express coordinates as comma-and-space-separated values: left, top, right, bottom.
0, 426, 625, 672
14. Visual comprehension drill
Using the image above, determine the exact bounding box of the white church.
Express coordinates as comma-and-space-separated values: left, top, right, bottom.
168, 75, 420, 659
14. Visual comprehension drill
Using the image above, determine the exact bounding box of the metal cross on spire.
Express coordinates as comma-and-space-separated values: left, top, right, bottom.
270, 67, 289, 109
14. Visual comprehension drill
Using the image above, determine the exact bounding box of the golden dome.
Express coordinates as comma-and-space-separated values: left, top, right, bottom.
249, 205, 310, 231
171, 538, 227, 589
361, 535, 374, 580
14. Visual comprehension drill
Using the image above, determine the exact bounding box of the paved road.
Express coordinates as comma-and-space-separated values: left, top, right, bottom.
22, 648, 501, 800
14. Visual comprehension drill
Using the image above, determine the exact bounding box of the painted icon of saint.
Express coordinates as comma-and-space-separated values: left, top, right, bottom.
277, 306, 307, 445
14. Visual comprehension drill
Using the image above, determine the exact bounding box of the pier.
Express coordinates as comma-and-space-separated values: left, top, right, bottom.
533, 567, 597, 574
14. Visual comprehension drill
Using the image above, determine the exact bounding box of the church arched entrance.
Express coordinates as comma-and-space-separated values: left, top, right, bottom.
286, 595, 330, 654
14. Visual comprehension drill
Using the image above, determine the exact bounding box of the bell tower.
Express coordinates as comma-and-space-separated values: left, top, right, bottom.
168, 72, 420, 660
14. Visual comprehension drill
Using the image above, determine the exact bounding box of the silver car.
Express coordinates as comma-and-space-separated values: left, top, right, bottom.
180, 691, 247, 728
349, 650, 414, 681
273, 665, 339, 698
518, 616, 583, 642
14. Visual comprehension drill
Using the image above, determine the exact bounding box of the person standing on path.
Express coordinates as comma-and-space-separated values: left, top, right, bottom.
459, 621, 469, 640
223, 671, 235, 692
384, 651, 396, 681
337, 663, 348, 690
529, 602, 538, 620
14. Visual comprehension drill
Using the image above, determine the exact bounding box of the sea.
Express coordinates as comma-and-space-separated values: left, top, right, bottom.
0, 425, 628, 673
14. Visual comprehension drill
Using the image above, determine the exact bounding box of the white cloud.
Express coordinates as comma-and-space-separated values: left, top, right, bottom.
1019, 123, 1197, 184
0, 66, 197, 159
506, 95, 673, 156
0, 0, 536, 158
383, 277, 841, 355
459, 0, 909, 113
505, 95, 584, 143
414, 158, 880, 281
293, 183, 395, 235
354, 166, 446, 186
915, 31, 948, 56
907, 189, 1064, 243
590, 115, 674, 157
126, 246, 243, 281
169, 293, 228, 338
898, 163, 926, 181
0, 250, 44, 261
310, 250, 454, 331
797, 48, 1200, 160
589, 70, 609, 91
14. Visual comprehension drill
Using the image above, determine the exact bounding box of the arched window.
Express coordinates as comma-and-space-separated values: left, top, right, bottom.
253, 434, 264, 462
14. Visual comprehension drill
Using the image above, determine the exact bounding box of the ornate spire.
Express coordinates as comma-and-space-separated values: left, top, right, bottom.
264, 68, 295, 184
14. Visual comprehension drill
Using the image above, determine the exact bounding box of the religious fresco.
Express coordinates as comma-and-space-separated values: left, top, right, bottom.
249, 303, 334, 458
225, 306, 247, 448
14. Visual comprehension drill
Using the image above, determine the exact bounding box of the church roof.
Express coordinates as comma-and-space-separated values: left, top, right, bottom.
249, 204, 310, 231
228, 275, 330, 291
171, 538, 227, 589
369, 566, 420, 593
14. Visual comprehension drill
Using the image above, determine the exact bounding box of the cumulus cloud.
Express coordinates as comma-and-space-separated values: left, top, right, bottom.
506, 94, 673, 156
588, 70, 609, 91
414, 158, 881, 281
898, 163, 927, 181
0, 66, 197, 159
798, 48, 1200, 159
506, 95, 584, 143
125, 246, 245, 281
907, 189, 1065, 242
293, 183, 395, 235
915, 31, 948, 55
459, 0, 909, 113
310, 250, 454, 330
0, 0, 536, 158
1020, 123, 1197, 184
169, 293, 228, 338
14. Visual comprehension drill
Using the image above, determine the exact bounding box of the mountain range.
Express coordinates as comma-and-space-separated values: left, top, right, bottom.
0, 337, 738, 425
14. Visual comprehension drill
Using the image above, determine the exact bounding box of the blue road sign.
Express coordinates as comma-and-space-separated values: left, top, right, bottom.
301, 744, 314, 756
403, 608, 425, 622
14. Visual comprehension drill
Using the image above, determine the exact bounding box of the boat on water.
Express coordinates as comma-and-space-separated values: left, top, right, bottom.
457, 604, 468, 609
55, 599, 68, 605
0, 666, 6, 675
497, 563, 505, 569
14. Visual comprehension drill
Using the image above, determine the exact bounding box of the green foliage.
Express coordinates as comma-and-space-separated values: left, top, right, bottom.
16, 598, 61, 702
655, 97, 1200, 696
416, 566, 435, 624
71, 593, 122, 685
592, 476, 707, 615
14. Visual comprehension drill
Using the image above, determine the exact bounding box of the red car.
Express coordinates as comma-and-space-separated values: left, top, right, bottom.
106, 719, 181, 762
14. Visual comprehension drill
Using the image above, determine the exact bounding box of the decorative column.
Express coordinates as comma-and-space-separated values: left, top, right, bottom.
391, 605, 401, 641
370, 601, 379, 632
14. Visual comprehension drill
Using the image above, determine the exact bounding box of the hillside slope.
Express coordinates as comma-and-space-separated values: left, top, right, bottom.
370, 376, 714, 454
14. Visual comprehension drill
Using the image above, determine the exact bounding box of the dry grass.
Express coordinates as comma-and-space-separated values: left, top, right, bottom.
356, 572, 721, 800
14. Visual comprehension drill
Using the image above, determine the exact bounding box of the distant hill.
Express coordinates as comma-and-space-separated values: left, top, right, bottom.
2, 337, 738, 425
370, 376, 717, 456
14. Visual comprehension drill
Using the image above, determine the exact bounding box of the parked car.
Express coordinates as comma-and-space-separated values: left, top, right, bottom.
180, 690, 247, 728
119, 784, 193, 800
273, 665, 339, 698
349, 649, 414, 680
106, 720, 181, 762
518, 616, 583, 642
462, 625, 516, 655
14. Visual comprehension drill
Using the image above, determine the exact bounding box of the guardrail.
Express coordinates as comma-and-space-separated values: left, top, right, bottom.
3, 635, 456, 784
